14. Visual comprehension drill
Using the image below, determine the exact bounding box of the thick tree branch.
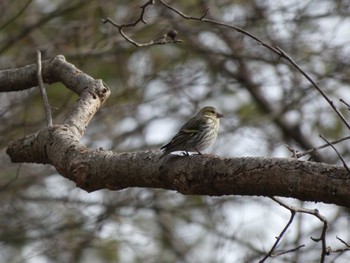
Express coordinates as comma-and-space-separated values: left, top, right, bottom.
6, 130, 350, 207
4, 55, 350, 208
0, 55, 96, 94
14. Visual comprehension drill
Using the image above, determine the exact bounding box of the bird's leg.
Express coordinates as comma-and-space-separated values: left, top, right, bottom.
195, 148, 202, 155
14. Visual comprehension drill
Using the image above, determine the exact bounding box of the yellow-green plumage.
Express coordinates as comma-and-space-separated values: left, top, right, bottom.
160, 106, 223, 159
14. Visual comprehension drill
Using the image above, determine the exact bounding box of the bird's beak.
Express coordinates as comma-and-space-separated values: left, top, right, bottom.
216, 112, 224, 118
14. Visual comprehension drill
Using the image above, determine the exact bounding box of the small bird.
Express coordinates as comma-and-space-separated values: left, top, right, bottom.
160, 106, 223, 159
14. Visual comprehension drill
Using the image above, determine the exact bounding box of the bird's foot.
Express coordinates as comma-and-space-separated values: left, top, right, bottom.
195, 149, 202, 155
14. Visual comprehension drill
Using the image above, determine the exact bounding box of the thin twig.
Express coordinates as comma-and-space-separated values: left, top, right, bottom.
76, 2, 350, 261
158, 0, 281, 55
322, 237, 350, 256
271, 197, 329, 263
285, 144, 298, 158
271, 244, 305, 257
199, 8, 209, 20
36, 50, 52, 127
259, 208, 297, 262
275, 47, 350, 131
340, 99, 350, 111
104, 0, 154, 28
286, 136, 350, 158
105, 0, 350, 133
336, 236, 350, 248
158, 0, 350, 132
101, 17, 183, 47
319, 134, 350, 174
101, 0, 182, 47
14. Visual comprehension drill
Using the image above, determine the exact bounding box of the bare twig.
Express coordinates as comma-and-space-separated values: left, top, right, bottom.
319, 237, 350, 260
199, 8, 209, 20
101, 17, 183, 47
336, 236, 350, 248
326, 236, 350, 255
271, 244, 305, 258
286, 136, 350, 158
259, 208, 298, 262
158, 1, 350, 131
285, 144, 298, 158
319, 134, 350, 174
275, 47, 350, 131
104, 1, 350, 134
101, 0, 182, 47
36, 50, 52, 127
158, 0, 281, 55
102, 0, 153, 28
340, 99, 350, 111
271, 197, 329, 263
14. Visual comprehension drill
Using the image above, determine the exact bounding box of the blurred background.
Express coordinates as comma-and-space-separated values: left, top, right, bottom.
1, 0, 350, 262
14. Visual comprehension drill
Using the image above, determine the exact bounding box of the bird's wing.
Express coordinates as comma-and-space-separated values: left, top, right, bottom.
180, 115, 207, 131
160, 116, 206, 151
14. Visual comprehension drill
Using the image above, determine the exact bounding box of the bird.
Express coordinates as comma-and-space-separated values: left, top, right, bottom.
160, 106, 223, 159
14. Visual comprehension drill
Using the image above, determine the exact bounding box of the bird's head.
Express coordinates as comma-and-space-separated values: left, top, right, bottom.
198, 106, 224, 119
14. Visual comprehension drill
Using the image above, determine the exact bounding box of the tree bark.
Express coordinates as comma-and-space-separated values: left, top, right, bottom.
6, 127, 350, 207
4, 55, 350, 208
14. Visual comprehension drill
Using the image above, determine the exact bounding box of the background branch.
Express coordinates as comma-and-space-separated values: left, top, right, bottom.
272, 197, 330, 263
6, 131, 350, 207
